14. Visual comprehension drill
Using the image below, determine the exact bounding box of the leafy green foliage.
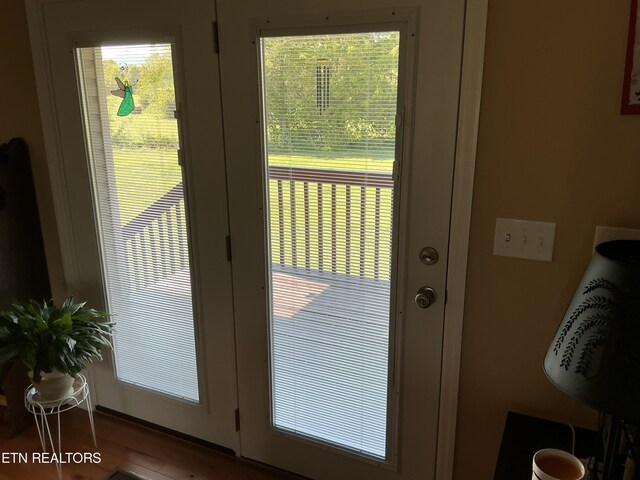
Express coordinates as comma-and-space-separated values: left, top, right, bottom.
103, 55, 179, 149
263, 32, 399, 156
0, 298, 114, 384
100, 34, 400, 154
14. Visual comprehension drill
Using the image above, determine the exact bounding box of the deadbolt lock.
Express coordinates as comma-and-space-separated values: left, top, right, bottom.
415, 286, 437, 309
419, 247, 439, 265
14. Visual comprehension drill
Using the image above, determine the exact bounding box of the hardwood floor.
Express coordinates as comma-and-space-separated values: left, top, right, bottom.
0, 409, 302, 480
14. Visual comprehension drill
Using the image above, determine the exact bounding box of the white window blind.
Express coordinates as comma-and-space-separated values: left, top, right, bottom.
261, 31, 400, 459
76, 44, 199, 402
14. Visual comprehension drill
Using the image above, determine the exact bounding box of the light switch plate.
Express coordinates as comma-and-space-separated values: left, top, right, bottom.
493, 218, 556, 262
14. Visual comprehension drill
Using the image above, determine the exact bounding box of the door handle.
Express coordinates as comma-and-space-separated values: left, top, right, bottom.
415, 287, 437, 309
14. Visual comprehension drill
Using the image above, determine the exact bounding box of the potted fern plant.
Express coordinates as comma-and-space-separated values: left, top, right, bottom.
0, 297, 114, 401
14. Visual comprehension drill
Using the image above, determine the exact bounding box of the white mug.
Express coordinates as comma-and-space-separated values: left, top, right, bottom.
532, 448, 586, 480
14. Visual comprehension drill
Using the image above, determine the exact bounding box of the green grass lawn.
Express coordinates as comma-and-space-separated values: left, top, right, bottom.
269, 153, 393, 173
113, 148, 394, 279
113, 147, 182, 225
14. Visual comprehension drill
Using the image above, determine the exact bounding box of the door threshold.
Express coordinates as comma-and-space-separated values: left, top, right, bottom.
96, 405, 307, 479
95, 405, 235, 456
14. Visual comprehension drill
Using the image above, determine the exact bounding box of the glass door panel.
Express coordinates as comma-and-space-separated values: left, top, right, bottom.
261, 31, 400, 459
77, 43, 199, 401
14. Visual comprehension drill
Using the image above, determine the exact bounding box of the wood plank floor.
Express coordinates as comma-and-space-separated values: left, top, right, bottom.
0, 409, 302, 480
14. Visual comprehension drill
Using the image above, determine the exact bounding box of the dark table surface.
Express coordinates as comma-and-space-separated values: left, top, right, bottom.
494, 411, 598, 480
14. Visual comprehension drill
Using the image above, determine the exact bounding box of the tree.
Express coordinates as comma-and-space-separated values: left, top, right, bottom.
263, 32, 399, 157
102, 50, 178, 148
135, 53, 175, 117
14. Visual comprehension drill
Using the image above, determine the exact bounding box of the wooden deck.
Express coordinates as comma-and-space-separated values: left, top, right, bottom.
269, 265, 390, 459
112, 166, 395, 457
116, 265, 391, 458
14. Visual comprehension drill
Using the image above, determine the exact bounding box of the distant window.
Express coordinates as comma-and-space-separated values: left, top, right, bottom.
316, 63, 330, 113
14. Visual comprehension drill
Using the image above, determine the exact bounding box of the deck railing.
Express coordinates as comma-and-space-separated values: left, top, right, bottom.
122, 183, 189, 290
267, 165, 393, 280
121, 166, 393, 290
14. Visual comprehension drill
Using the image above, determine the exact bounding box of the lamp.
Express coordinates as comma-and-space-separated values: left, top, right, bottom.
544, 240, 640, 480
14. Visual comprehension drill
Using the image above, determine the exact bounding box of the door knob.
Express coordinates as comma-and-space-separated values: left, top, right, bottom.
415, 287, 437, 309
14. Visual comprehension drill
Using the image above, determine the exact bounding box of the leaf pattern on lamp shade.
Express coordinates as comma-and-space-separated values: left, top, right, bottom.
554, 278, 630, 375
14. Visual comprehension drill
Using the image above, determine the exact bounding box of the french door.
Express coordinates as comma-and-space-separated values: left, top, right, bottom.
28, 0, 239, 449
29, 0, 465, 478
218, 1, 464, 478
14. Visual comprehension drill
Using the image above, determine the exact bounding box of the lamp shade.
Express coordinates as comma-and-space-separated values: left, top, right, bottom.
544, 240, 640, 424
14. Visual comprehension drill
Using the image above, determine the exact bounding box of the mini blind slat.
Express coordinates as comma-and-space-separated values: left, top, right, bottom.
262, 31, 400, 459
77, 44, 199, 402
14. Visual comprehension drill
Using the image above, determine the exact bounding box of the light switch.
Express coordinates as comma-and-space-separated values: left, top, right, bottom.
493, 218, 556, 262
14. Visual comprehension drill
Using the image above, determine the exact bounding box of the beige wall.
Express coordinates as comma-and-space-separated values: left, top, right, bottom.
454, 0, 640, 479
1, 0, 66, 301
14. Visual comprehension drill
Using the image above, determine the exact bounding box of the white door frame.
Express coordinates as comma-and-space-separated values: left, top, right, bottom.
436, 1, 488, 479
25, 0, 489, 477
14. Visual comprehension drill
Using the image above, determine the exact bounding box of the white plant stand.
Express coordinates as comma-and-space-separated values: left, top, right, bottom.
24, 374, 97, 479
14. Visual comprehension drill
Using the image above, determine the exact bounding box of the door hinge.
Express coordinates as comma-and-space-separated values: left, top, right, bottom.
392, 156, 401, 183
234, 408, 240, 432
226, 235, 232, 262
212, 21, 220, 54
177, 148, 184, 166
445, 289, 448, 305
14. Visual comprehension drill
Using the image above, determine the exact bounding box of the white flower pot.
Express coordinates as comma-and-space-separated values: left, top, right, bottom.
29, 370, 75, 402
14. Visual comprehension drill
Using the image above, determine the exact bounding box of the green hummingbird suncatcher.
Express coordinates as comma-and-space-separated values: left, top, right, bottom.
111, 77, 135, 116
